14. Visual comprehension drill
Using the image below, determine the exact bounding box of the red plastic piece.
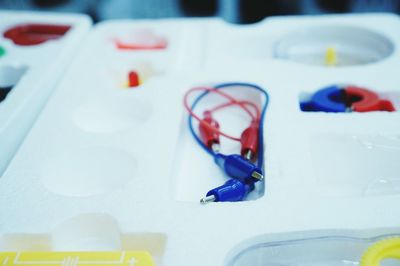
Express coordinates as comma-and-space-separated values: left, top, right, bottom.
240, 121, 259, 160
4, 23, 70, 46
114, 30, 168, 50
128, 71, 140, 87
199, 111, 220, 149
379, 99, 396, 112
115, 40, 167, 50
344, 86, 395, 112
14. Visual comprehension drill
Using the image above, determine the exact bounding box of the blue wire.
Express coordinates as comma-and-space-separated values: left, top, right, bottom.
188, 82, 269, 169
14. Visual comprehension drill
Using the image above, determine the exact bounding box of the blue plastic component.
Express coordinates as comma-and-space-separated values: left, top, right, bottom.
214, 153, 262, 183
300, 85, 347, 112
206, 179, 254, 202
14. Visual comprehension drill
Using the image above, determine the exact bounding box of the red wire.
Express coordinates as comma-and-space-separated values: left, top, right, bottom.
183, 86, 261, 142
209, 100, 260, 121
185, 87, 256, 116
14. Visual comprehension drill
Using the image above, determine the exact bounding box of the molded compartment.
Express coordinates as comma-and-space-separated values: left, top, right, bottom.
72, 96, 153, 133
113, 29, 168, 51
173, 83, 265, 203
274, 25, 394, 66
108, 60, 164, 88
311, 133, 400, 197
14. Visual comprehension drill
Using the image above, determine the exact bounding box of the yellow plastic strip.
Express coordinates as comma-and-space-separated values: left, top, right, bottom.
361, 237, 400, 266
0, 251, 154, 266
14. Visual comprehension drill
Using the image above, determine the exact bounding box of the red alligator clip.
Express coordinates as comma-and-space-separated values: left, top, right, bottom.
240, 121, 259, 161
199, 111, 220, 151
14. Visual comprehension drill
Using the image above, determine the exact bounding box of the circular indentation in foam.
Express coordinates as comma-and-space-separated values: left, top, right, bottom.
41, 146, 137, 197
73, 97, 152, 133
274, 25, 394, 66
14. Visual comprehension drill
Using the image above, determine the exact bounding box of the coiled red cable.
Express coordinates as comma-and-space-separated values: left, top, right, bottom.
183, 86, 261, 142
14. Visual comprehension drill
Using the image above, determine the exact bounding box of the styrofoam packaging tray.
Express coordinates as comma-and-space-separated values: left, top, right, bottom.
0, 11, 92, 175
1, 14, 400, 266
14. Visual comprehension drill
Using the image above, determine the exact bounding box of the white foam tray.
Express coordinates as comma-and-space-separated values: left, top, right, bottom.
0, 11, 92, 175
1, 13, 400, 266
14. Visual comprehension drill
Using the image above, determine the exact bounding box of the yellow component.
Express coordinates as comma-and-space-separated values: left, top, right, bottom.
360, 237, 400, 266
122, 78, 142, 89
325, 47, 337, 66
0, 251, 154, 266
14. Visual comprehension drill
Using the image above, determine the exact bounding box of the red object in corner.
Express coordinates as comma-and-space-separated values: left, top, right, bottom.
4, 24, 71, 46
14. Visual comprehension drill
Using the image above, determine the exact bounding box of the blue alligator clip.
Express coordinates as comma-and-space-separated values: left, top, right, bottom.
300, 85, 347, 112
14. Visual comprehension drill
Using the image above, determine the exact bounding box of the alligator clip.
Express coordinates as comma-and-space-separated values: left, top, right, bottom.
300, 85, 396, 112
199, 110, 220, 152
